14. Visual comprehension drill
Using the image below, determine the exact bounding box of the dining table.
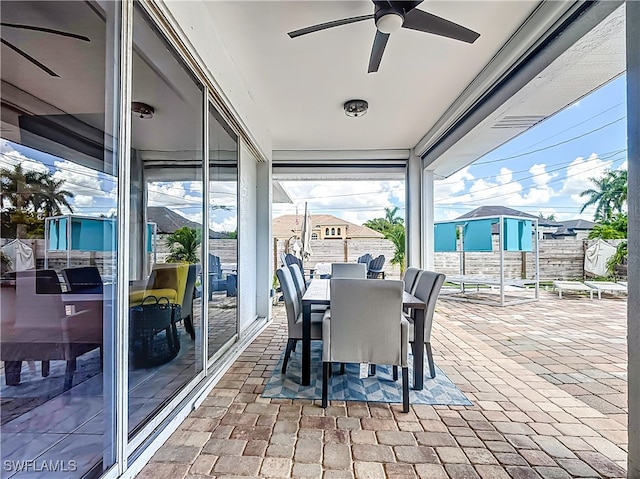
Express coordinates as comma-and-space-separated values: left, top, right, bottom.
301, 278, 428, 389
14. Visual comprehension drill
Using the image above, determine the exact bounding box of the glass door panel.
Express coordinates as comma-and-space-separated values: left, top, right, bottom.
207, 105, 238, 359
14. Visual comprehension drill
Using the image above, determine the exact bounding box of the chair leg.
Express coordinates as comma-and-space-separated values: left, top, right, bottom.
64, 359, 77, 391
392, 365, 398, 381
426, 342, 436, 378
401, 367, 409, 413
41, 360, 50, 377
369, 364, 376, 376
5, 361, 22, 385
281, 339, 296, 373
322, 362, 330, 408
184, 314, 195, 340
340, 363, 345, 375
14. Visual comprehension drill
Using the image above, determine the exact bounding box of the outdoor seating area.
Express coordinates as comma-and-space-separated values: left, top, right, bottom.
137, 288, 628, 479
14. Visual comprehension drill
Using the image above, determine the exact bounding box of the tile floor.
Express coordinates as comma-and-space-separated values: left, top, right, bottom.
137, 289, 628, 479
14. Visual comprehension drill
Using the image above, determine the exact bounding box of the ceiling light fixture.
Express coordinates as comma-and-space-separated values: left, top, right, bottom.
376, 13, 403, 34
131, 101, 154, 119
344, 99, 368, 118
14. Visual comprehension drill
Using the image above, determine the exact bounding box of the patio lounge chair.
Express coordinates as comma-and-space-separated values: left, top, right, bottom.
367, 254, 386, 279
357, 253, 372, 269
583, 281, 628, 299
553, 280, 594, 299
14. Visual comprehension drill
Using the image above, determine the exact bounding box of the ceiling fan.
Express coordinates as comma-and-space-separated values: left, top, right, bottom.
1, 22, 90, 77
287, 0, 480, 73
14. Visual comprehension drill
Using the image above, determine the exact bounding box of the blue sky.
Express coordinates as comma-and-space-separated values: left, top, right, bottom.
2, 74, 627, 229
277, 73, 627, 224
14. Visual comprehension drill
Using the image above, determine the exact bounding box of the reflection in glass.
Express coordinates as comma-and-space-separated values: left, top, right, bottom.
127, 5, 203, 436
0, 1, 119, 476
208, 105, 238, 360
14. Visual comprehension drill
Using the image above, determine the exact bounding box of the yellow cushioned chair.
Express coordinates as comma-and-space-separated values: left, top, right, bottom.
130, 263, 189, 307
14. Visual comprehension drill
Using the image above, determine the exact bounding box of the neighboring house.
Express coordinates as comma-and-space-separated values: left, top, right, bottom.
272, 214, 383, 240
551, 219, 596, 240
454, 206, 594, 239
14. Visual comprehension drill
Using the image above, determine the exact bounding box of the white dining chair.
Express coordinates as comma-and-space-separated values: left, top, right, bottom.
321, 278, 410, 412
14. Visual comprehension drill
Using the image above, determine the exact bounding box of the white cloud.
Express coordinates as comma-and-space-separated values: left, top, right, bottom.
73, 194, 95, 207
274, 180, 404, 224
1, 147, 50, 174
436, 164, 556, 209
558, 153, 612, 204
434, 167, 474, 198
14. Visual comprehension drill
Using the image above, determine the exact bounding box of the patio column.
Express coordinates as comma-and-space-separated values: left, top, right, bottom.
256, 158, 272, 320
423, 169, 435, 270
627, 1, 640, 476
406, 150, 422, 268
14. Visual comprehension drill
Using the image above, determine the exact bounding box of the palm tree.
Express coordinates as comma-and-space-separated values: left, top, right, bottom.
384, 206, 403, 226
165, 226, 202, 263
580, 169, 627, 221
34, 174, 74, 216
1, 164, 75, 238
384, 223, 406, 275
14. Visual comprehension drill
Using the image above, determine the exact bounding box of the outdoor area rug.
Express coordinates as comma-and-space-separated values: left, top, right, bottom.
262, 341, 472, 406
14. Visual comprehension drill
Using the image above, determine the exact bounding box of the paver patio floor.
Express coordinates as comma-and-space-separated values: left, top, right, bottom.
138, 290, 628, 479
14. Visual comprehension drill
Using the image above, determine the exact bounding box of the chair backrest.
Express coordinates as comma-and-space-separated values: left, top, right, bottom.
288, 263, 306, 301
357, 253, 372, 266
276, 267, 301, 331
173, 264, 191, 305
412, 270, 446, 342
331, 262, 367, 279
326, 278, 404, 366
62, 266, 103, 294
209, 254, 222, 278
366, 255, 386, 278
15, 270, 66, 329
181, 264, 200, 319
403, 267, 422, 294
284, 253, 305, 281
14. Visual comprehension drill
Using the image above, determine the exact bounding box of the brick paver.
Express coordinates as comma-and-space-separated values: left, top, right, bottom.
138, 291, 628, 478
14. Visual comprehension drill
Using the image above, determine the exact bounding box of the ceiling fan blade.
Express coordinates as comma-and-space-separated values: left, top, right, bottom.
288, 14, 374, 38
402, 9, 480, 43
1, 38, 59, 77
368, 30, 390, 73
1, 22, 90, 42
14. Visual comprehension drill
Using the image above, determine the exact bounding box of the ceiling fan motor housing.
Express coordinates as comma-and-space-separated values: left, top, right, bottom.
374, 4, 405, 33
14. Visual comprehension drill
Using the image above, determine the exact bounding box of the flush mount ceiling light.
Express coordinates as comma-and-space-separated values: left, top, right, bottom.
344, 99, 368, 117
131, 101, 154, 119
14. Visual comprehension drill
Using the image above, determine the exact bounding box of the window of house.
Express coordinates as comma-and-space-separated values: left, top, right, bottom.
331, 228, 335, 235
311, 233, 318, 240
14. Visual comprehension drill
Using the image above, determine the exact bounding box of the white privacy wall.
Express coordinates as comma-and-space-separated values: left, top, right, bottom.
239, 142, 258, 331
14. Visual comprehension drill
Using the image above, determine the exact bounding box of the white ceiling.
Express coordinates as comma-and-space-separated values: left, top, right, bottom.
203, 1, 542, 151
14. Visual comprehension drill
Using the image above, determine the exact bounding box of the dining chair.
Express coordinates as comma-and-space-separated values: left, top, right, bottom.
402, 266, 422, 294
289, 263, 328, 315
330, 262, 366, 279
321, 278, 410, 412
179, 264, 200, 340
276, 266, 323, 374
409, 270, 446, 378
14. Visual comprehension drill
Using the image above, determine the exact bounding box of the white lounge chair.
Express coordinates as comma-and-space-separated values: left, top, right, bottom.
553, 281, 594, 300
583, 281, 627, 299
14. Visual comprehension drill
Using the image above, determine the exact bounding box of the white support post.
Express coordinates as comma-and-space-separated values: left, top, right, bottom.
406, 150, 422, 268
423, 169, 435, 270
627, 1, 640, 474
